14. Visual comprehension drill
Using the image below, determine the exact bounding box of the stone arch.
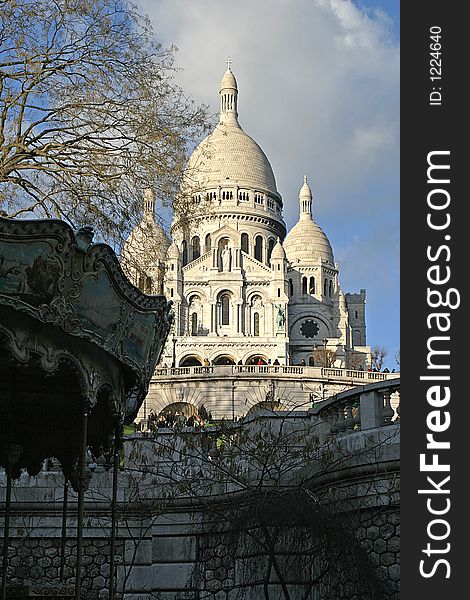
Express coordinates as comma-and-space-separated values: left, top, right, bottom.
159, 402, 199, 417
290, 314, 332, 339
186, 293, 205, 336
240, 232, 249, 254
212, 355, 236, 365
247, 400, 284, 415
179, 355, 203, 367
187, 289, 208, 304
182, 239, 188, 266
213, 228, 236, 249
267, 237, 276, 263
216, 289, 233, 327
309, 276, 316, 295
246, 354, 268, 365
254, 235, 263, 262
217, 236, 232, 271
191, 235, 201, 260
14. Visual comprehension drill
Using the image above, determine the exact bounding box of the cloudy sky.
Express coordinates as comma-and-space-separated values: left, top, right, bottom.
136, 0, 400, 368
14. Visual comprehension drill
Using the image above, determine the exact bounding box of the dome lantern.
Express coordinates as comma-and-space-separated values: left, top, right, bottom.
299, 175, 313, 220
143, 187, 156, 220
219, 58, 239, 126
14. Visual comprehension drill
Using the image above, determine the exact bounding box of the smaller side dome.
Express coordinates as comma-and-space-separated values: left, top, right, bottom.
283, 176, 334, 266
271, 238, 286, 260
122, 188, 171, 267
167, 241, 180, 259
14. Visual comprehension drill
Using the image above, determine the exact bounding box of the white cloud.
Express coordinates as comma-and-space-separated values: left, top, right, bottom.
136, 0, 398, 221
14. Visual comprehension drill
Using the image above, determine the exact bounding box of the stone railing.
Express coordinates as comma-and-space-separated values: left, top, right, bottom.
312, 378, 400, 437
154, 364, 399, 383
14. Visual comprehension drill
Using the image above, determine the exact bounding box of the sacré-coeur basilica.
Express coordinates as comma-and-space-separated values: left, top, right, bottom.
122, 63, 378, 418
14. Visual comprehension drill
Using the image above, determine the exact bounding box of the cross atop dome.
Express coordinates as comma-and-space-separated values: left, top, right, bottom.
226, 56, 232, 70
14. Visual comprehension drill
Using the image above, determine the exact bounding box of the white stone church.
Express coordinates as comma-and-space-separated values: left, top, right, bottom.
122, 64, 386, 418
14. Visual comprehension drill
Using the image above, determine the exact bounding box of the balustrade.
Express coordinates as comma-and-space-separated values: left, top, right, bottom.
318, 381, 400, 437
154, 365, 399, 383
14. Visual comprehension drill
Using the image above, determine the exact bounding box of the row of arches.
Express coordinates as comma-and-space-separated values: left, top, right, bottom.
188, 188, 281, 216
181, 233, 279, 266
187, 291, 269, 336
180, 354, 269, 367
150, 400, 284, 422
287, 276, 335, 298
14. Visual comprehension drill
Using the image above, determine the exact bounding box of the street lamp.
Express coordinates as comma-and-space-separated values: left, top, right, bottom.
171, 334, 177, 368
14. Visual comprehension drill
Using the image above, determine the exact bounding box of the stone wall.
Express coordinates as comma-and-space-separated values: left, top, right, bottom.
1, 537, 123, 599
1, 398, 400, 599
1, 480, 399, 600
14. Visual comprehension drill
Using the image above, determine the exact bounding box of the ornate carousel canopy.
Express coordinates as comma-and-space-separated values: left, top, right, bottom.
0, 216, 173, 476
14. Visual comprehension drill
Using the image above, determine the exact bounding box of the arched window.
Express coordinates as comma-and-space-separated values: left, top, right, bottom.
191, 312, 198, 335
182, 240, 188, 266
309, 276, 315, 294
277, 288, 281, 297
302, 277, 307, 295
221, 294, 230, 325
145, 275, 152, 294
324, 279, 327, 296
329, 280, 333, 297
241, 233, 249, 254
191, 236, 200, 260
267, 238, 275, 263
253, 312, 260, 336
254, 236, 263, 262
205, 234, 211, 252
309, 356, 315, 366
289, 279, 294, 296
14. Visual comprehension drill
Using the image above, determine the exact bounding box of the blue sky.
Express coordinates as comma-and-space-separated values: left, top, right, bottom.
135, 0, 400, 368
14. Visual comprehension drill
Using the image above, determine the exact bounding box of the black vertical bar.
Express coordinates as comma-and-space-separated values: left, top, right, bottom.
74, 409, 88, 600
1, 468, 12, 600
108, 424, 120, 600
59, 478, 68, 581
401, 4, 465, 599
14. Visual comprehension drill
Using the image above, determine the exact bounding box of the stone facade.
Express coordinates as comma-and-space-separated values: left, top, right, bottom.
122, 65, 371, 376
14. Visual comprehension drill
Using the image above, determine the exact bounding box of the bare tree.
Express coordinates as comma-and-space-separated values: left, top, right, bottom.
346, 349, 367, 370
312, 347, 337, 368
370, 345, 387, 371
394, 350, 400, 368
120, 405, 398, 599
0, 0, 209, 245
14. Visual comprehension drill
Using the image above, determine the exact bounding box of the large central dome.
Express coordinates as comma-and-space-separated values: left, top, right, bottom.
185, 124, 278, 194
183, 64, 279, 198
